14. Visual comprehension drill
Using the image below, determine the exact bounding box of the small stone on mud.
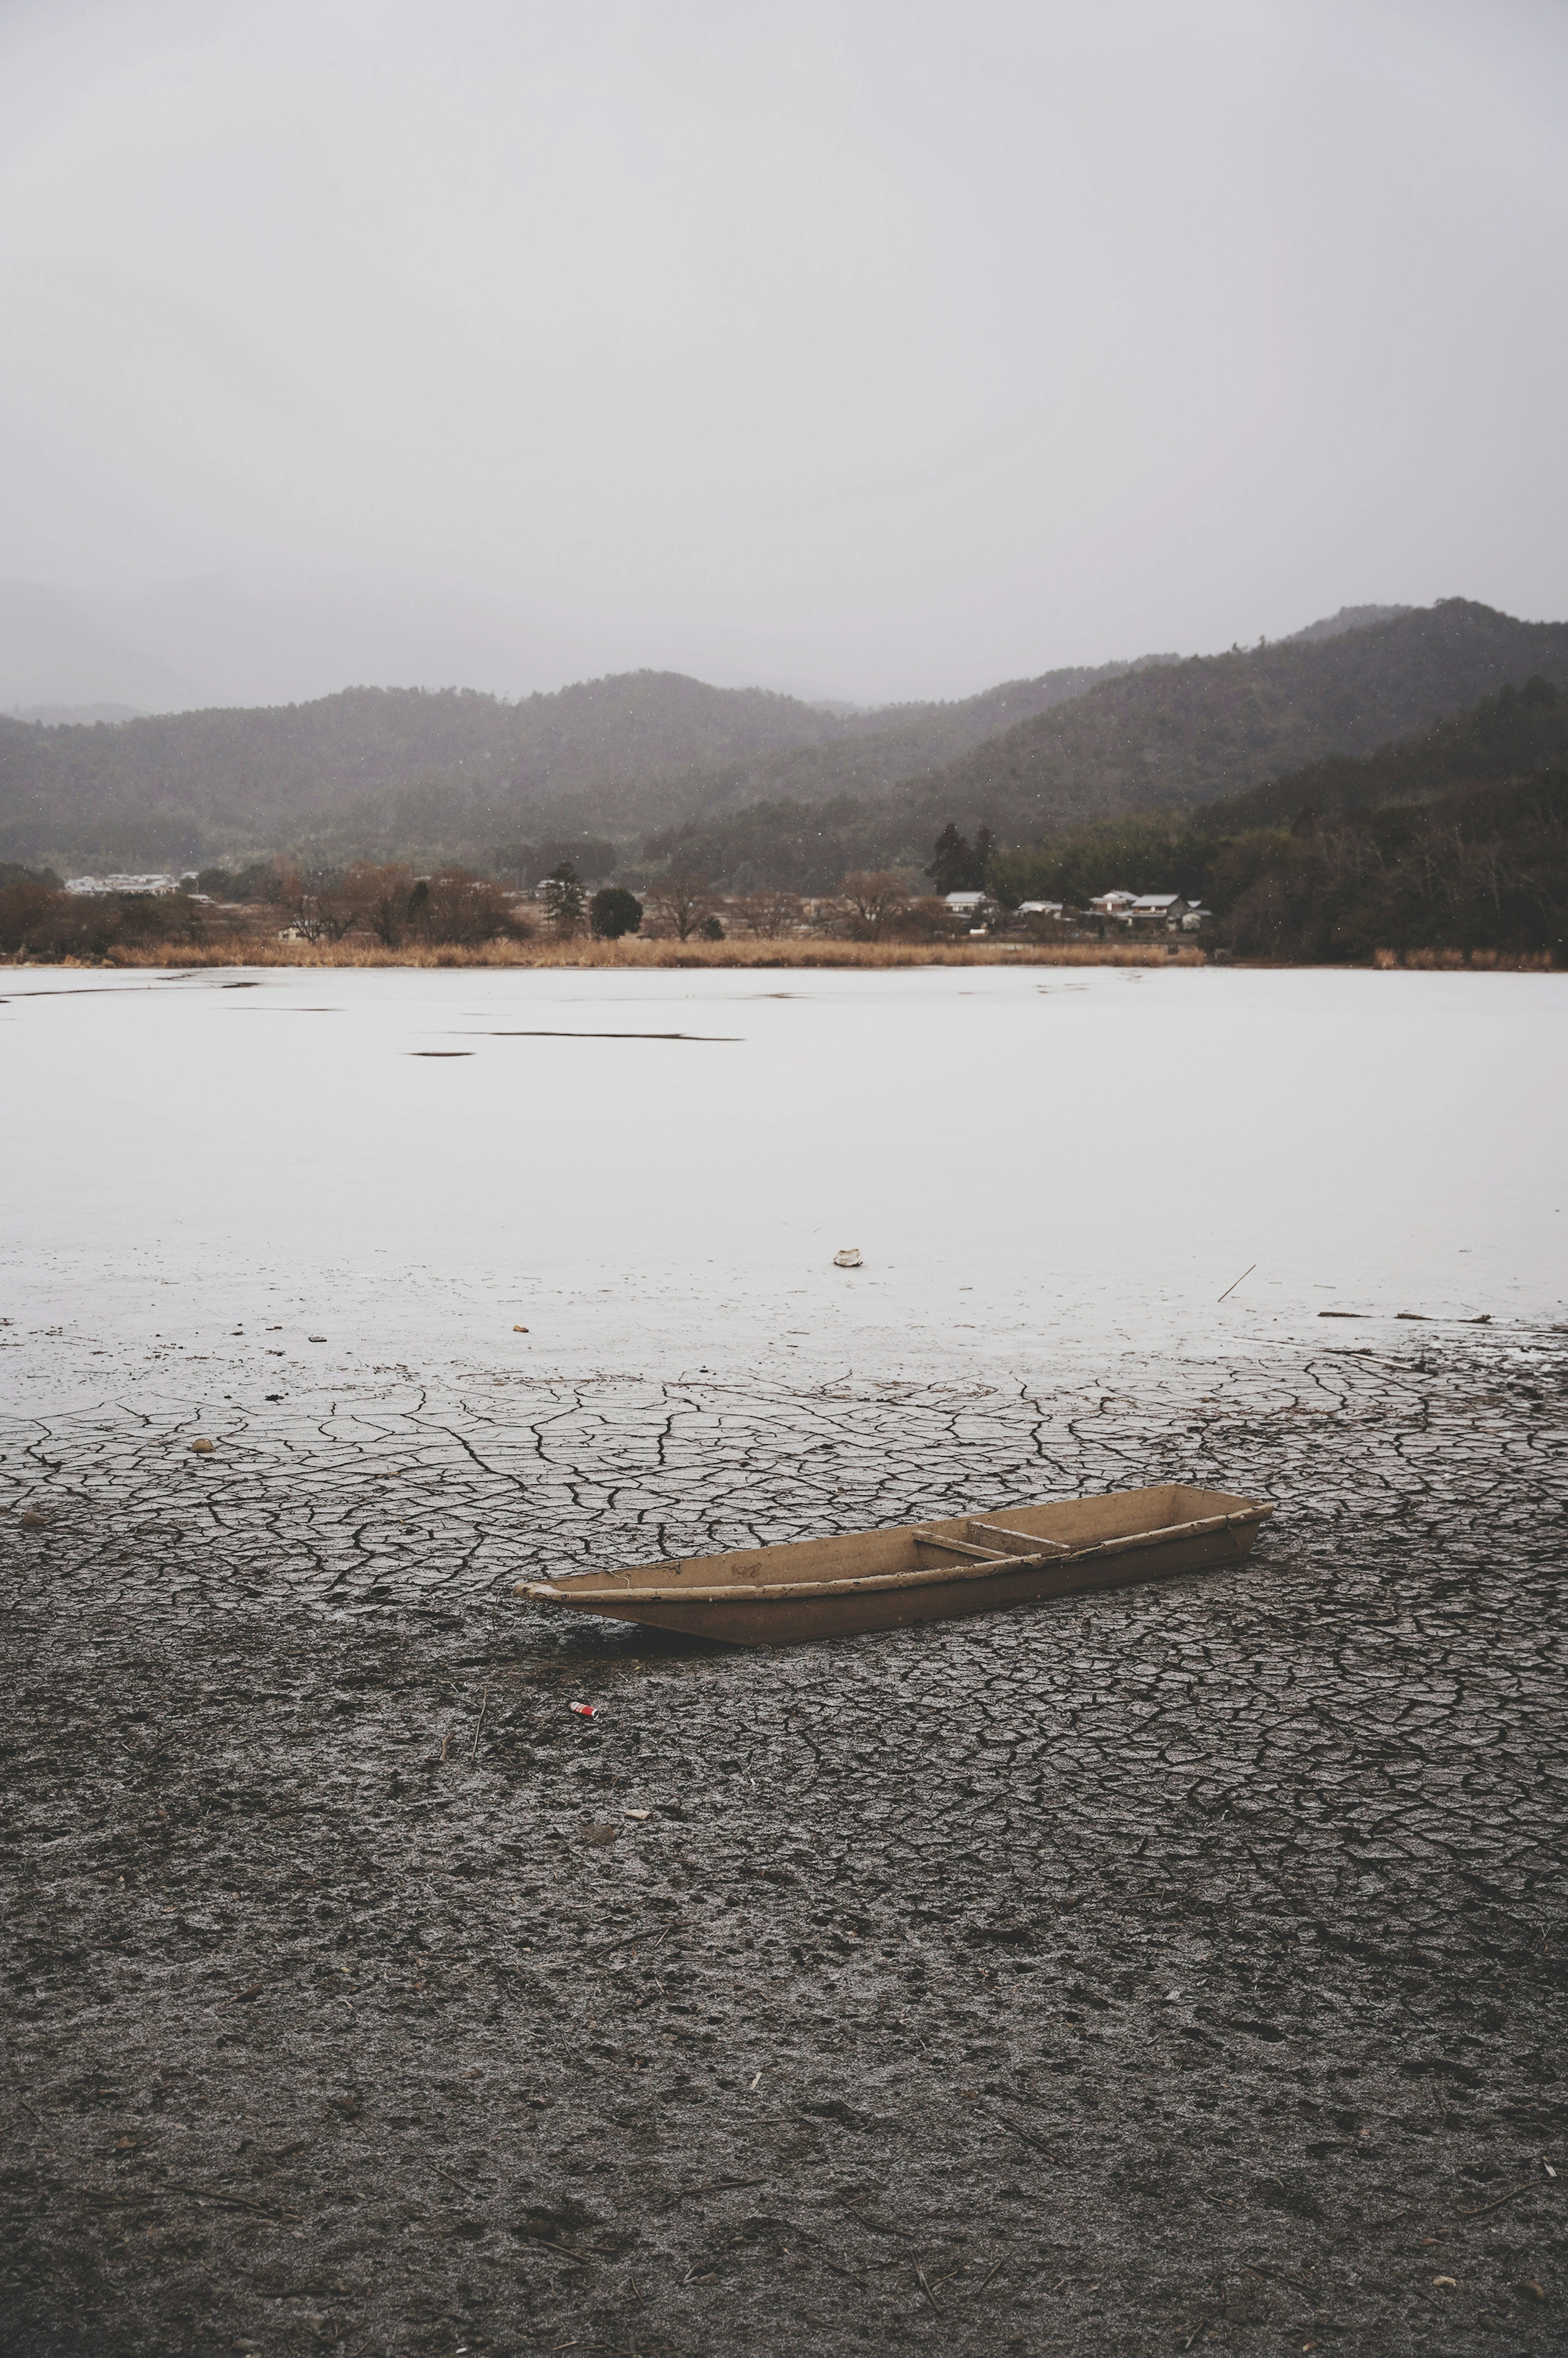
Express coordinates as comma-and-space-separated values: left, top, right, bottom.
20, 1510, 51, 1529
513, 1324, 529, 1332
190, 1439, 215, 1454
583, 1823, 618, 1845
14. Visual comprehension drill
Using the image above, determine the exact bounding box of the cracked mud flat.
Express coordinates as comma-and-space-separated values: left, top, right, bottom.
4, 1340, 1566, 2358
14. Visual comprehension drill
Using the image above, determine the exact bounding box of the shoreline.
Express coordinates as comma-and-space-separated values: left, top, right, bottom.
6, 934, 1203, 971
3, 937, 1559, 971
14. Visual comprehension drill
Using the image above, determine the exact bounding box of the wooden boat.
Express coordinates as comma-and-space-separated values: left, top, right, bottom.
514, 1482, 1274, 1646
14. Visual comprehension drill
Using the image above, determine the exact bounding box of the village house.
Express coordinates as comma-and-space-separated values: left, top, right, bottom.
64, 872, 196, 897
1086, 889, 1212, 929
1130, 894, 1213, 928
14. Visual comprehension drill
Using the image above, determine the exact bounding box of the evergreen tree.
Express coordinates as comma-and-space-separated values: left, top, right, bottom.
925, 822, 975, 894
588, 884, 643, 939
542, 862, 586, 933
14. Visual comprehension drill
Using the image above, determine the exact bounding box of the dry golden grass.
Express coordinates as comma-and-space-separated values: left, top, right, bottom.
1373, 946, 1557, 971
85, 932, 1207, 972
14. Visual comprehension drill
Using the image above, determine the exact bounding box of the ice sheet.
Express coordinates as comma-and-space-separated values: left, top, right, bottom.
2, 963, 1563, 1411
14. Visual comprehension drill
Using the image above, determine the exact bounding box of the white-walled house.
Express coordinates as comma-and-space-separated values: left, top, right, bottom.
1088, 889, 1138, 916
65, 872, 194, 897
1130, 894, 1209, 926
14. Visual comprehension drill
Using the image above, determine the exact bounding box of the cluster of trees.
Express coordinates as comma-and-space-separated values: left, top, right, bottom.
266, 864, 527, 948
9, 662, 1565, 966
0, 868, 204, 960
1215, 770, 1567, 961
0, 654, 1164, 875
221, 860, 656, 946
638, 608, 1568, 891
924, 823, 996, 893
984, 686, 1568, 960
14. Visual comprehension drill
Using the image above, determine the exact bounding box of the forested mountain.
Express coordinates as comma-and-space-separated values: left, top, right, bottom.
987, 677, 1568, 962
1214, 766, 1567, 962
0, 673, 841, 868
889, 599, 1568, 842
4, 597, 1562, 881
1283, 603, 1414, 644
0, 652, 1165, 870
650, 601, 1568, 888
1192, 672, 1568, 834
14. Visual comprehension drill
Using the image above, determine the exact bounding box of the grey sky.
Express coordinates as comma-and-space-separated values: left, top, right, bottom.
2, 0, 1566, 708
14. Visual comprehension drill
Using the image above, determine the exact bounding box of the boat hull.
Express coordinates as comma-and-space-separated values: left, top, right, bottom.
517, 1483, 1273, 1646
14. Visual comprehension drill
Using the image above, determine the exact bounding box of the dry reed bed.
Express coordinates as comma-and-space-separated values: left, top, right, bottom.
1373, 945, 1556, 971
78, 935, 1207, 972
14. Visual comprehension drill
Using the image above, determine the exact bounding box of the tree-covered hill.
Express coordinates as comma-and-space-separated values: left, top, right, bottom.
987, 677, 1568, 962
650, 601, 1568, 888
0, 672, 844, 868
0, 652, 1165, 871
890, 598, 1568, 844
6, 597, 1560, 881
1187, 671, 1568, 833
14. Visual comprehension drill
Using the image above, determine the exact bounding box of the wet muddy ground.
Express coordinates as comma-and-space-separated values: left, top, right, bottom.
3, 1340, 1565, 2357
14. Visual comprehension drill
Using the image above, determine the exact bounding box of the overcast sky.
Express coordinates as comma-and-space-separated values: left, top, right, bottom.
2, 0, 1566, 707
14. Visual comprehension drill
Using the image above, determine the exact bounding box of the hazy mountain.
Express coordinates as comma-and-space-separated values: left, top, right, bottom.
989, 675, 1568, 912
1193, 671, 1568, 835
3, 594, 1546, 879
0, 673, 842, 867
888, 599, 1568, 843
1284, 603, 1415, 644
0, 652, 1168, 869
7, 703, 143, 726
646, 601, 1568, 888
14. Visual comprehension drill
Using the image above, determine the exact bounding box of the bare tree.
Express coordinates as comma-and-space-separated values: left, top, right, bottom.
732, 887, 803, 937
271, 866, 359, 943
839, 871, 910, 940
896, 894, 962, 941
346, 862, 415, 947
644, 872, 715, 940
415, 869, 530, 946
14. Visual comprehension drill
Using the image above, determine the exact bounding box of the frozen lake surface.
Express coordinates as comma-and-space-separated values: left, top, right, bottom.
8, 968, 1565, 2358
2, 962, 1563, 1414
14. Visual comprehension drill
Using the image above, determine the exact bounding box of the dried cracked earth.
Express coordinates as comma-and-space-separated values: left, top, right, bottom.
2, 1338, 1565, 2358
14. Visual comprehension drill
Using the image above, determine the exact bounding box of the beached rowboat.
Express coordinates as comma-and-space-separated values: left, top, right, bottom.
515, 1482, 1273, 1646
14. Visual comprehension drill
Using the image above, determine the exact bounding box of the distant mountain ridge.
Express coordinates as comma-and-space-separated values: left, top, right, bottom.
0, 652, 1169, 869
987, 674, 1568, 917
650, 600, 1568, 887
2, 597, 1562, 878
1284, 603, 1414, 644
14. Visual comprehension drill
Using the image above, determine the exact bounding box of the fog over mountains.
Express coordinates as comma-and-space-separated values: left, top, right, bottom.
2, 598, 1564, 888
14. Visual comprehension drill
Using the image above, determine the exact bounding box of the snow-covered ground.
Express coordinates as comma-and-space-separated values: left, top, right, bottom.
2, 962, 1563, 1412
